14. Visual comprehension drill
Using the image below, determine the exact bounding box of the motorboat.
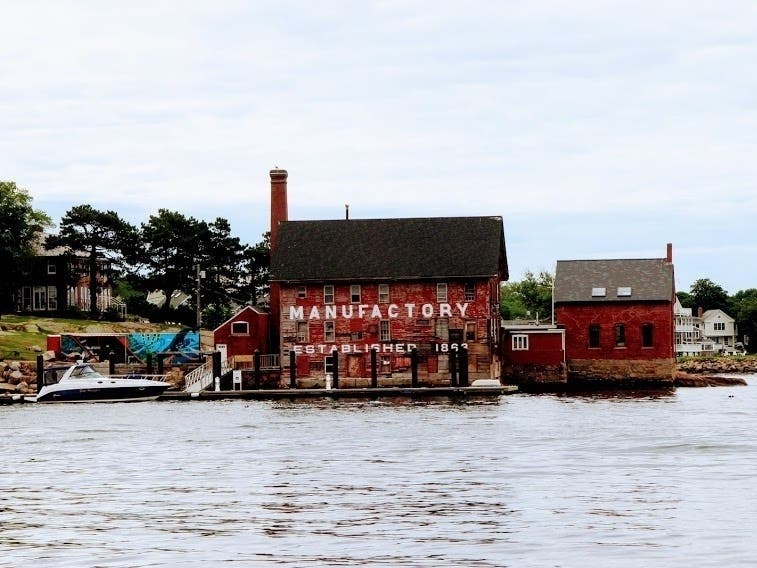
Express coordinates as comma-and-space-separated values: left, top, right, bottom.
36, 362, 170, 403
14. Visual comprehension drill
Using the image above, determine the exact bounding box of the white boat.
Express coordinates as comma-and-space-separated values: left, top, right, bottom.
36, 362, 170, 403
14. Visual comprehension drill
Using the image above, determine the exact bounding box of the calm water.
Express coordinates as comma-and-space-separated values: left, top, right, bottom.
2, 379, 757, 567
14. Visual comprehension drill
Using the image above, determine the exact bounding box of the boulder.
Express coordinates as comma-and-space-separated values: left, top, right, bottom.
15, 381, 30, 394
0, 382, 15, 393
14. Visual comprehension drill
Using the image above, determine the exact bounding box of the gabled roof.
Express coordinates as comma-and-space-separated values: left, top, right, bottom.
270, 216, 508, 282
554, 258, 674, 303
212, 305, 269, 334
701, 309, 735, 323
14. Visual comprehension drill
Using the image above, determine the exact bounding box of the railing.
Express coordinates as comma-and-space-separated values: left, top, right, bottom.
260, 354, 280, 370
184, 356, 233, 393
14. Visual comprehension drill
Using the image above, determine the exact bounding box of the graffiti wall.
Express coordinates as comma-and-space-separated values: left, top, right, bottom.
57, 331, 200, 364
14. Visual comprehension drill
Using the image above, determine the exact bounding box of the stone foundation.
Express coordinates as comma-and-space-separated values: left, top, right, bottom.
504, 363, 568, 387
567, 358, 676, 386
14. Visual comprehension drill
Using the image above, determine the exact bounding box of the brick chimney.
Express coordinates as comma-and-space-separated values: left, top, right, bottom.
270, 169, 288, 252
666, 242, 673, 263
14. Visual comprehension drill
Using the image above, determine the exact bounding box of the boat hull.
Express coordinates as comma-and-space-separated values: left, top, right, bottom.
36, 385, 168, 403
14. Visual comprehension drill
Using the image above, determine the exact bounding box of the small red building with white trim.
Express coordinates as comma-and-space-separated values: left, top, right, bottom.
212, 306, 270, 364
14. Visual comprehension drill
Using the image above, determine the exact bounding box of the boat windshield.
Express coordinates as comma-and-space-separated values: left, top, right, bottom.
69, 365, 105, 379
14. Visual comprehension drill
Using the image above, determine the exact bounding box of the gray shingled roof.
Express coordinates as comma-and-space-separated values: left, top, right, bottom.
270, 216, 507, 282
554, 258, 674, 303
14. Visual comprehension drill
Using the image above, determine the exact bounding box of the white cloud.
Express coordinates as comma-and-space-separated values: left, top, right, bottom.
2, 1, 757, 291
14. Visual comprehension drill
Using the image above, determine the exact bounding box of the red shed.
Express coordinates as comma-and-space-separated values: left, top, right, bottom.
502, 322, 566, 386
553, 245, 676, 384
213, 306, 270, 362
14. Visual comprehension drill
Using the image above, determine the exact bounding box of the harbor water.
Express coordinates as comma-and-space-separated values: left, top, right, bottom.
2, 379, 757, 567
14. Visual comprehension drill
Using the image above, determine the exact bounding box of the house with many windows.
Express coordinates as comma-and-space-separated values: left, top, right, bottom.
700, 308, 739, 355
15, 247, 114, 315
268, 169, 508, 384
553, 245, 676, 384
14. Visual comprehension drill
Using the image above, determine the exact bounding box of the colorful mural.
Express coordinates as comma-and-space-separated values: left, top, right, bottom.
58, 331, 200, 364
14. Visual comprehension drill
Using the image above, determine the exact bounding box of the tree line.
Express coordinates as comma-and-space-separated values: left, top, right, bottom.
502, 271, 757, 353
1, 181, 269, 328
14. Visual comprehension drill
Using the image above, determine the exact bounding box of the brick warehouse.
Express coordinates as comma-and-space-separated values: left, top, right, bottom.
268, 169, 508, 385
553, 245, 676, 385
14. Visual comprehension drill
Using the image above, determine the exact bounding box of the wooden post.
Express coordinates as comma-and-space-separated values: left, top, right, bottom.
289, 350, 296, 389
146, 353, 153, 374
331, 349, 339, 389
157, 354, 164, 375
36, 354, 43, 393
449, 348, 458, 387
370, 348, 378, 388
108, 355, 115, 376
411, 348, 418, 387
212, 351, 222, 387
459, 346, 469, 387
253, 350, 261, 389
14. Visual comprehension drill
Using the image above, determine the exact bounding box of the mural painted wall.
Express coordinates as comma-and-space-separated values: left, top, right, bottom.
56, 331, 200, 364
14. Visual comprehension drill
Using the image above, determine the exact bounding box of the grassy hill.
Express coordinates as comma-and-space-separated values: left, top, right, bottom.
0, 315, 187, 360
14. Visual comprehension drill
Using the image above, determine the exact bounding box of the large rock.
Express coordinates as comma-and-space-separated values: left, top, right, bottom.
0, 382, 15, 393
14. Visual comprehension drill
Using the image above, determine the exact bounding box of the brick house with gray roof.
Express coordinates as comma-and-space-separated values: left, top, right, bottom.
268, 169, 508, 384
553, 244, 676, 384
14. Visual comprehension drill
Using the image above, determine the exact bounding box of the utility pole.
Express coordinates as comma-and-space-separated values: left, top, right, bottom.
195, 263, 204, 331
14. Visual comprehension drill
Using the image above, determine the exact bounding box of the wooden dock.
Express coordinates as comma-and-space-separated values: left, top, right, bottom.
159, 385, 518, 401
1, 385, 517, 404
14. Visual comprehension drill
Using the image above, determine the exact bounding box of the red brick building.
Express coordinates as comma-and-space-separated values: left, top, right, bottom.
553, 245, 676, 384
268, 170, 508, 384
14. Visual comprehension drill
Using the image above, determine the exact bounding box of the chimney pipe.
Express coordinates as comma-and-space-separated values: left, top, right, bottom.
345, 204, 349, 220
270, 169, 288, 252
666, 242, 673, 263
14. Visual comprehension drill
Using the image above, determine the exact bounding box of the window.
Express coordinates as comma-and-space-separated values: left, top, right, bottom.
33, 286, 47, 311
617, 287, 632, 297
714, 322, 726, 331
465, 321, 476, 341
512, 334, 529, 350
641, 323, 654, 348
47, 263, 57, 275
324, 285, 334, 304
47, 287, 57, 310
324, 321, 335, 342
436, 317, 449, 341
296, 321, 309, 343
231, 321, 249, 335
615, 324, 626, 347
297, 286, 307, 299
379, 320, 391, 341
464, 282, 475, 302
350, 284, 361, 303
589, 324, 600, 348
437, 283, 448, 302
378, 283, 390, 303
591, 287, 606, 297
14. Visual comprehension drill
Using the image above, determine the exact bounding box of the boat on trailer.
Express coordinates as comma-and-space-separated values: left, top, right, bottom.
36, 362, 170, 403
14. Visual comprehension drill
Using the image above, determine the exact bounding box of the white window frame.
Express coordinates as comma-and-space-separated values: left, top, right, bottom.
512, 334, 529, 350
379, 320, 391, 341
437, 282, 448, 302
296, 321, 309, 343
464, 282, 475, 301
47, 286, 58, 310
47, 263, 57, 275
297, 285, 307, 299
324, 321, 335, 342
324, 285, 335, 304
378, 283, 390, 303
350, 284, 361, 303
231, 321, 249, 335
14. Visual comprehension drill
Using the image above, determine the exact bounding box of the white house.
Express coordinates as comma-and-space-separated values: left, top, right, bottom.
700, 309, 739, 355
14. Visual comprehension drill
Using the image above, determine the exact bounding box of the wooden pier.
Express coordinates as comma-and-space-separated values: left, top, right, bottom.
158, 385, 518, 401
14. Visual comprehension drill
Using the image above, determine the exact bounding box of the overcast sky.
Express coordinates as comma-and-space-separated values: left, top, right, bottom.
3, 1, 756, 294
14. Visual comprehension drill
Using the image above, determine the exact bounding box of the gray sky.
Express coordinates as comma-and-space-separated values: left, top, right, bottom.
3, 1, 756, 294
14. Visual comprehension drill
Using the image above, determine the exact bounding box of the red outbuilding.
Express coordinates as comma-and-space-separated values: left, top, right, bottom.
502, 322, 567, 386
553, 245, 676, 384
212, 306, 270, 365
